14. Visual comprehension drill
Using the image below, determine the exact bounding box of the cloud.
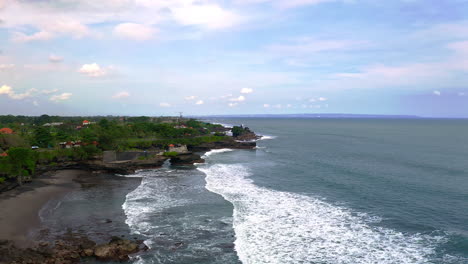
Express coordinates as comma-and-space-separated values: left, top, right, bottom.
263, 103, 270, 108
12, 31, 54, 43
240, 88, 253, 94
40, 89, 59, 94
229, 95, 246, 102
49, 54, 63, 63
195, 100, 204, 105
113, 23, 156, 41
0, 85, 37, 100
159, 102, 171, 107
112, 91, 130, 99
185, 95, 197, 100
459, 92, 466, 96
228, 102, 238, 107
33, 100, 39, 107
171, 4, 242, 29
78, 63, 106, 77
0, 64, 14, 70
433, 90, 441, 96
318, 97, 327, 101
50, 93, 72, 102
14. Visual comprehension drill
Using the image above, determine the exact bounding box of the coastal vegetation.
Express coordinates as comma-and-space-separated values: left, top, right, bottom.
0, 115, 229, 184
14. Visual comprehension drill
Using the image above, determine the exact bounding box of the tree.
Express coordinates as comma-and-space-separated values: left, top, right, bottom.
231, 126, 245, 137
33, 127, 54, 148
7, 147, 36, 185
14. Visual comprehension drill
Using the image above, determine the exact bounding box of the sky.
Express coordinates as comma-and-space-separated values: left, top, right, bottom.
0, 0, 468, 117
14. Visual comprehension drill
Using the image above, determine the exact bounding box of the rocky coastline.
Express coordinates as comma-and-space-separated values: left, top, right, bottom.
0, 135, 259, 263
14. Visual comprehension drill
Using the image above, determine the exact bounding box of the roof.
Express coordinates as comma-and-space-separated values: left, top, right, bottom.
168, 144, 175, 147
83, 120, 90, 122
0, 128, 13, 134
0, 152, 8, 157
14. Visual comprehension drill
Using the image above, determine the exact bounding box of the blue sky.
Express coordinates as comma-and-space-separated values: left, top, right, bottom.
0, 0, 468, 117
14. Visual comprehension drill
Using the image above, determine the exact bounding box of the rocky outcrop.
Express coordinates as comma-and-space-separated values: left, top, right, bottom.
35, 155, 169, 176
188, 139, 256, 152
169, 153, 205, 166
234, 131, 261, 141
0, 233, 147, 264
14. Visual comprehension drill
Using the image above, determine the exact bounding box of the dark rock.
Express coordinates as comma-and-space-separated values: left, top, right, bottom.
169, 153, 204, 165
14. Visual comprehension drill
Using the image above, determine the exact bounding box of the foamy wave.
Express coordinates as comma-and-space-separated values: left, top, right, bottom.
122, 170, 189, 236
198, 164, 441, 264
202, 148, 234, 158
258, 135, 276, 140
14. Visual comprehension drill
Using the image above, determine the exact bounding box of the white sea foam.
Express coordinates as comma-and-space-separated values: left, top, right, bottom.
202, 148, 233, 158
258, 135, 276, 140
122, 170, 190, 236
198, 164, 441, 264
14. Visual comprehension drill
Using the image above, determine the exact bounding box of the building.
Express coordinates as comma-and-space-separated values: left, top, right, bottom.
0, 128, 13, 134
0, 152, 8, 157
168, 144, 188, 153
43, 122, 64, 127
83, 120, 90, 126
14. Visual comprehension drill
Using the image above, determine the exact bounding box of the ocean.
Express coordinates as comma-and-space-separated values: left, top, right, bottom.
41, 118, 468, 263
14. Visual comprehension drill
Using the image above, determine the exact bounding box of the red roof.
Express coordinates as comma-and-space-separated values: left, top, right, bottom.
0, 152, 8, 157
168, 144, 175, 147
0, 128, 13, 134
83, 120, 90, 123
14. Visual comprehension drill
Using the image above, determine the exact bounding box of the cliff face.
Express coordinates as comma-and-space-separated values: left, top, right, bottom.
188, 139, 256, 152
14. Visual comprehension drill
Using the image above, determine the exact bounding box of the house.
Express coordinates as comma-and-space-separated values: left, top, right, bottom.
0, 152, 8, 157
168, 144, 188, 153
0, 128, 13, 134
43, 122, 64, 127
83, 120, 90, 126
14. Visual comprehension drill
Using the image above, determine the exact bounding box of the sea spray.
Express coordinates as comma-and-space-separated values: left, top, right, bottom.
198, 162, 441, 264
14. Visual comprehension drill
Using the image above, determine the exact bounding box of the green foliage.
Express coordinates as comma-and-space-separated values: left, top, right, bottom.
6, 147, 36, 184
0, 177, 5, 184
231, 126, 245, 137
163, 151, 178, 157
33, 127, 54, 148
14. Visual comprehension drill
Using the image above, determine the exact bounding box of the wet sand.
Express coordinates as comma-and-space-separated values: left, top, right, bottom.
0, 170, 83, 247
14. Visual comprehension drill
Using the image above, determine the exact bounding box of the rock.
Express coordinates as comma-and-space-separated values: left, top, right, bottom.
169, 153, 204, 165
94, 244, 114, 260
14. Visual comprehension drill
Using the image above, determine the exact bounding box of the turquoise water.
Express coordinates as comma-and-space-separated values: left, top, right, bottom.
43, 118, 468, 263
196, 118, 468, 263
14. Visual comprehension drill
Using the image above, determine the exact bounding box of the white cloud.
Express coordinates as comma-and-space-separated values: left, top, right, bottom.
309, 98, 316, 102
0, 85, 12, 95
240, 87, 254, 94
228, 102, 238, 107
185, 95, 197, 100
160, 102, 171, 107
113, 23, 156, 41
0, 64, 14, 70
0, 85, 37, 100
195, 100, 204, 105
171, 4, 241, 29
41, 89, 59, 94
459, 92, 466, 96
33, 100, 39, 107
78, 63, 106, 77
49, 54, 64, 63
433, 90, 441, 96
112, 91, 130, 99
229, 95, 246, 102
50, 93, 72, 102
263, 103, 270, 108
12, 31, 54, 43
318, 97, 327, 101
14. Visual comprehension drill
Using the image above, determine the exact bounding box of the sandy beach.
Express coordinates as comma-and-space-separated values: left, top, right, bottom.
0, 170, 83, 247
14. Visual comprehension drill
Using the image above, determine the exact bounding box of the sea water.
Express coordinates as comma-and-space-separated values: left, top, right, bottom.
44, 118, 468, 263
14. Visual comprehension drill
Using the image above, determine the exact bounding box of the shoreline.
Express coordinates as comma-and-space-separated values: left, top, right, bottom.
0, 170, 82, 248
